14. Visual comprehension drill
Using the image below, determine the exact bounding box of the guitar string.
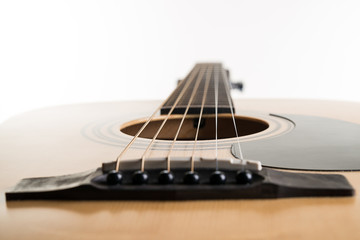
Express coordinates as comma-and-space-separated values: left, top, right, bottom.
166, 65, 207, 171
220, 67, 245, 162
115, 64, 240, 174
214, 64, 220, 170
139, 65, 202, 172
114, 65, 199, 171
190, 64, 213, 172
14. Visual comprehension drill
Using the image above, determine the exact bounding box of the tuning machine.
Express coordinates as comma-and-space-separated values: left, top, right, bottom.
231, 82, 244, 91
225, 68, 244, 91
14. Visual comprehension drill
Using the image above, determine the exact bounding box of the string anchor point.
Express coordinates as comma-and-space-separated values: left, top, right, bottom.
210, 171, 227, 185
106, 170, 123, 185
236, 170, 253, 185
183, 171, 200, 185
132, 170, 149, 185
158, 170, 175, 184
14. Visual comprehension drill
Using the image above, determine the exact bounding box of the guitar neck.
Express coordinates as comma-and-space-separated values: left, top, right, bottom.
161, 63, 235, 115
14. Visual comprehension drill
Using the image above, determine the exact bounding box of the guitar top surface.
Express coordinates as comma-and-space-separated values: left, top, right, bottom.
1, 98, 360, 239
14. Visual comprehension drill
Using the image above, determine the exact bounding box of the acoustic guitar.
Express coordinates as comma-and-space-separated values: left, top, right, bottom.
1, 63, 360, 239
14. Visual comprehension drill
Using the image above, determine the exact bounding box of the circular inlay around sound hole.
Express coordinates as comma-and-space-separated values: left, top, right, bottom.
120, 114, 269, 140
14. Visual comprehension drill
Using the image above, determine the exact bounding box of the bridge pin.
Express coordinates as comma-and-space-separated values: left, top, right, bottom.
236, 170, 253, 184
183, 171, 200, 185
132, 170, 149, 185
158, 170, 175, 184
106, 170, 123, 185
210, 171, 227, 184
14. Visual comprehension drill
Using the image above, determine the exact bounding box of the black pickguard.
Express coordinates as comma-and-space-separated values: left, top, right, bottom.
237, 114, 360, 171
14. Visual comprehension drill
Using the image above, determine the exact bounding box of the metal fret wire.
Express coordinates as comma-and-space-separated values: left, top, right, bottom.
114, 65, 199, 171
115, 63, 241, 174
166, 66, 207, 171
221, 68, 245, 162
190, 65, 213, 172
214, 65, 219, 170
139, 65, 202, 172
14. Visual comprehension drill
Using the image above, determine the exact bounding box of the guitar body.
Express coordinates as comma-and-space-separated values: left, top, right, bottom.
1, 99, 360, 239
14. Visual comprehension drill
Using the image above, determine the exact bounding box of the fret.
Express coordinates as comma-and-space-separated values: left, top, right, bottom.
161, 63, 235, 115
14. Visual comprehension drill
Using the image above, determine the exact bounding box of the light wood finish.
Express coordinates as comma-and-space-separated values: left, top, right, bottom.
1, 99, 360, 240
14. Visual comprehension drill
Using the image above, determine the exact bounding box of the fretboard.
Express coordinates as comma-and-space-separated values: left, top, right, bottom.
161, 63, 235, 115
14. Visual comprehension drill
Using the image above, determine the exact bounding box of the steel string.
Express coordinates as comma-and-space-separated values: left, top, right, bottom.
190, 64, 213, 172
166, 66, 207, 171
114, 65, 200, 171
220, 68, 245, 162
139, 65, 203, 172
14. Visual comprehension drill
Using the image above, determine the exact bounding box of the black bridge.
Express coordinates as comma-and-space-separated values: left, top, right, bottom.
5, 167, 354, 201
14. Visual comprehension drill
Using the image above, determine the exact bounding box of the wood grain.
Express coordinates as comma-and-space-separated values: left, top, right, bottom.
1, 99, 360, 240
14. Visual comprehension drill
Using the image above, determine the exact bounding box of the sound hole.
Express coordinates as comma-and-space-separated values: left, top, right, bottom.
120, 114, 269, 140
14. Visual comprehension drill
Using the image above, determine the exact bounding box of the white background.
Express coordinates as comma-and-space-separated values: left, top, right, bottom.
1, 0, 360, 123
